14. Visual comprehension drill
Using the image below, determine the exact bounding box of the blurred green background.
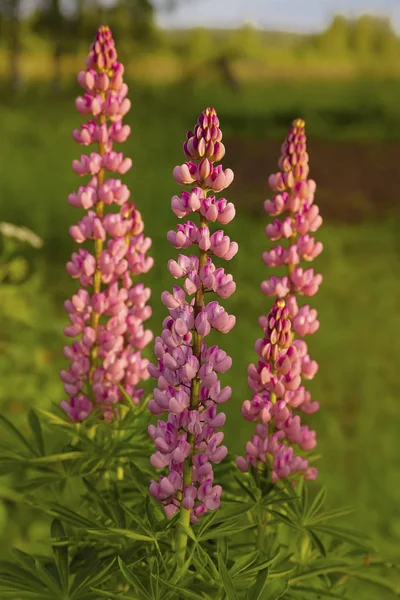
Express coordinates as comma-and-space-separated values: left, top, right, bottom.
0, 0, 399, 592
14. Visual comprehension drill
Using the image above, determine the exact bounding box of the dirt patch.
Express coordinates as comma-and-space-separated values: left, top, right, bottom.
225, 138, 400, 222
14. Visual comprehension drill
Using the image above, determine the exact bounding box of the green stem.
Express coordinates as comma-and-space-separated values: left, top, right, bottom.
176, 213, 208, 566
89, 110, 106, 387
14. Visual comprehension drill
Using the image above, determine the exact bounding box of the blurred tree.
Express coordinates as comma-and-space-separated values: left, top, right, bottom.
224, 22, 265, 61
32, 0, 83, 94
350, 14, 376, 58
0, 0, 22, 92
317, 14, 350, 56
374, 18, 399, 57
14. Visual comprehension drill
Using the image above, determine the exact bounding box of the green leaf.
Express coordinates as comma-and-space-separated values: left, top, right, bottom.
218, 537, 229, 563
309, 507, 355, 525
265, 509, 298, 529
34, 560, 61, 596
90, 589, 136, 600
244, 551, 282, 578
28, 451, 85, 464
0, 414, 37, 455
29, 501, 99, 529
199, 521, 255, 542
340, 569, 400, 594
51, 519, 69, 594
229, 551, 259, 578
289, 560, 355, 583
152, 575, 213, 600
218, 552, 238, 600
0, 561, 45, 592
69, 558, 115, 597
313, 525, 371, 549
307, 529, 327, 557
195, 544, 220, 583
291, 585, 353, 599
304, 487, 326, 520
87, 527, 154, 542
28, 409, 45, 456
118, 557, 152, 600
247, 568, 289, 600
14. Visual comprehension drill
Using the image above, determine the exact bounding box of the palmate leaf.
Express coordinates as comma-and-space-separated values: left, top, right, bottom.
26, 499, 101, 529
0, 413, 37, 456
86, 527, 154, 543
69, 557, 116, 598
229, 550, 259, 578
246, 566, 289, 600
312, 525, 371, 549
90, 589, 138, 599
151, 574, 215, 600
0, 561, 47, 594
118, 557, 152, 600
27, 409, 45, 456
51, 519, 69, 595
195, 543, 220, 583
289, 585, 353, 599
218, 552, 239, 600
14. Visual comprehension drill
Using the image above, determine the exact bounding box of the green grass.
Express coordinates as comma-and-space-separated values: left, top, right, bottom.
0, 77, 399, 590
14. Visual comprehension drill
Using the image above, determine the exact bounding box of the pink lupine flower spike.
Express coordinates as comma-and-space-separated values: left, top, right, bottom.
61, 26, 153, 422
237, 119, 321, 484
148, 108, 237, 563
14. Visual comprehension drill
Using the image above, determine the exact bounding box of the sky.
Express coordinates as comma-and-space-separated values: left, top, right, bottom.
154, 0, 400, 33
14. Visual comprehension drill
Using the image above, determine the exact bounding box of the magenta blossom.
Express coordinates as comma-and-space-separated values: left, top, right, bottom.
237, 119, 321, 483
149, 107, 237, 524
61, 26, 153, 422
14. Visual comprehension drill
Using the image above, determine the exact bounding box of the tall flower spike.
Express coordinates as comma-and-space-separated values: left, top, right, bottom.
237, 119, 321, 483
61, 26, 154, 422
148, 108, 237, 539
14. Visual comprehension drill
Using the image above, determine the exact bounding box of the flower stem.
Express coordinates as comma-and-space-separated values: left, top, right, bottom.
89, 111, 106, 386
176, 214, 208, 566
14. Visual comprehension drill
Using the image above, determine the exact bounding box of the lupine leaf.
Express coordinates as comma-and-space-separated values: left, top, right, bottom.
195, 544, 220, 583
247, 567, 289, 600
87, 527, 154, 542
34, 560, 61, 596
90, 589, 137, 600
288, 560, 356, 583
11, 549, 37, 575
118, 557, 152, 599
151, 575, 212, 600
265, 509, 298, 528
51, 519, 69, 594
313, 525, 371, 548
29, 501, 99, 529
229, 551, 259, 578
244, 551, 282, 578
307, 528, 327, 557
308, 507, 356, 525
233, 474, 259, 503
199, 521, 256, 541
217, 537, 229, 565
218, 552, 239, 600
28, 451, 86, 463
69, 558, 116, 597
82, 477, 115, 522
290, 585, 353, 599
0, 414, 37, 455
27, 409, 45, 456
0, 561, 45, 591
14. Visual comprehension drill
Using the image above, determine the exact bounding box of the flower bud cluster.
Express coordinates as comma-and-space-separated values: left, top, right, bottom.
237, 299, 317, 481
149, 108, 237, 522
61, 26, 153, 422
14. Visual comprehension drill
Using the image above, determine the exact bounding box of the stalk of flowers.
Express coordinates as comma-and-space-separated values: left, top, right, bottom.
148, 108, 237, 545
60, 25, 154, 422
237, 119, 321, 483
